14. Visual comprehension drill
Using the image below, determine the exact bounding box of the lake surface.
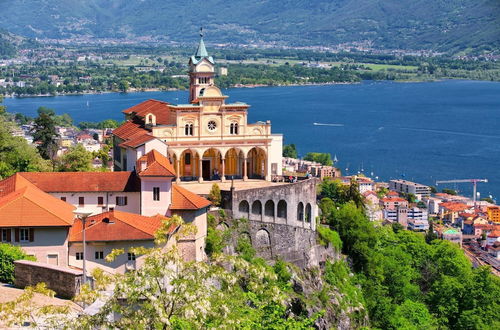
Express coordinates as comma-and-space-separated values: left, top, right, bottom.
4, 80, 500, 200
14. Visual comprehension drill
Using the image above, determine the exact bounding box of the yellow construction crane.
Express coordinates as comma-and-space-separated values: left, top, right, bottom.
436, 179, 488, 206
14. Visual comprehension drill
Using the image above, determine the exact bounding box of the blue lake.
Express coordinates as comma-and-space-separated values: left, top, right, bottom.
4, 80, 500, 200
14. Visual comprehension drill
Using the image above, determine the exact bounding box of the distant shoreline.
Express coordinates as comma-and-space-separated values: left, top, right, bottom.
1, 81, 361, 98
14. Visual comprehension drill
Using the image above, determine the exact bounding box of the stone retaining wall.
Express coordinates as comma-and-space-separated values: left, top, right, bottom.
14, 260, 83, 299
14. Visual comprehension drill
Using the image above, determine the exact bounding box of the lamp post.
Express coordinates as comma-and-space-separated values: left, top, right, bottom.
73, 209, 92, 285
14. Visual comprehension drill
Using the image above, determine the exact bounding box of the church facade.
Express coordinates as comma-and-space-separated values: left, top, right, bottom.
113, 35, 283, 183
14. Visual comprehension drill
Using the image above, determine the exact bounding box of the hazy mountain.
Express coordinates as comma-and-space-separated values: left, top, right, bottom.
0, 0, 499, 52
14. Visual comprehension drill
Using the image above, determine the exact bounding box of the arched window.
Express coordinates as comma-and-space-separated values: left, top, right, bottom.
277, 200, 287, 219
230, 122, 239, 135
185, 124, 193, 136
252, 200, 262, 216
305, 203, 312, 223
297, 202, 304, 221
239, 200, 249, 217
264, 200, 275, 217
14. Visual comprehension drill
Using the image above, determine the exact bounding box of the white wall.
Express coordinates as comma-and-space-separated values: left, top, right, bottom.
69, 240, 155, 275
145, 139, 168, 156
52, 192, 141, 216
269, 134, 283, 176
12, 227, 70, 267
140, 178, 172, 216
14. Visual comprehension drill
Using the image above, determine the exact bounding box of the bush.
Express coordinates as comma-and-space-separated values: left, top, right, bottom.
317, 225, 342, 251
208, 183, 222, 207
0, 243, 36, 284
236, 235, 256, 261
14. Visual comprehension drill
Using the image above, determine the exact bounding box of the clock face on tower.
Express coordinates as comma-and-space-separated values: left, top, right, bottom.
207, 120, 217, 131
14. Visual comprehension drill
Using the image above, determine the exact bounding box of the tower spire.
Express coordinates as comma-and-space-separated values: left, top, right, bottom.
195, 27, 208, 58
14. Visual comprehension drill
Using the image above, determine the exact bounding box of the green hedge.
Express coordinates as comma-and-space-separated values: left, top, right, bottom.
0, 243, 36, 284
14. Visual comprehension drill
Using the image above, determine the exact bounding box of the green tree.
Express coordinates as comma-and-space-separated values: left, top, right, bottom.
208, 183, 222, 207
31, 107, 59, 160
118, 80, 129, 92
390, 300, 435, 329
57, 144, 93, 172
442, 188, 457, 195
283, 143, 298, 158
0, 243, 36, 284
303, 152, 333, 166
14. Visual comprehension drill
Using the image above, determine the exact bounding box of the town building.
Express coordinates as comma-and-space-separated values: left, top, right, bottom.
389, 179, 431, 199
113, 35, 283, 182
442, 228, 462, 246
439, 202, 472, 224
0, 150, 211, 271
363, 191, 382, 221
487, 206, 500, 223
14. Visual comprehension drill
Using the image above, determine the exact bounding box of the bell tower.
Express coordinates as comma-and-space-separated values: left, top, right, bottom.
188, 28, 215, 103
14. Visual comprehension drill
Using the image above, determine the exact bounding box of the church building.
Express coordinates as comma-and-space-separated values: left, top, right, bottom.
113, 33, 283, 183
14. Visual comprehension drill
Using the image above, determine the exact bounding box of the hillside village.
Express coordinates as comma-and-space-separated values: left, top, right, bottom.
0, 34, 499, 328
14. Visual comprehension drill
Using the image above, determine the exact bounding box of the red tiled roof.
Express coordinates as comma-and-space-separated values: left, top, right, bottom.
171, 184, 211, 210
440, 202, 470, 212
121, 99, 174, 125
19, 172, 140, 192
387, 191, 399, 197
362, 191, 377, 197
381, 197, 407, 203
0, 175, 75, 227
119, 132, 156, 148
69, 210, 174, 242
488, 230, 500, 238
113, 121, 146, 140
137, 150, 175, 177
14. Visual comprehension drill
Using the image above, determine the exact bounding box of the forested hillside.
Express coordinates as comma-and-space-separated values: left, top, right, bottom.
0, 0, 498, 53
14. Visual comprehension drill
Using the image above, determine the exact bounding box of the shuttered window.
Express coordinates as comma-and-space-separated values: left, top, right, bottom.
116, 196, 128, 206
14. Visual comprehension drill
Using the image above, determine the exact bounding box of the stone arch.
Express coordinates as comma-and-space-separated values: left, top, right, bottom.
239, 200, 250, 218
179, 149, 200, 180
297, 202, 304, 221
202, 148, 223, 180
239, 232, 252, 244
145, 113, 156, 125
247, 147, 267, 179
256, 228, 271, 247
305, 203, 312, 223
224, 147, 244, 179
216, 222, 229, 231
255, 228, 272, 258
251, 200, 262, 220
264, 200, 275, 218
277, 200, 287, 219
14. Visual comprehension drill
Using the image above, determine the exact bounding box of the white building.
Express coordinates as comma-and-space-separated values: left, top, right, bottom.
389, 179, 431, 199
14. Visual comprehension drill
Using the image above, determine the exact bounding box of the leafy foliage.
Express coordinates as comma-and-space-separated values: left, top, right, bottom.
283, 143, 298, 158
207, 183, 222, 207
0, 99, 51, 178
321, 199, 500, 329
31, 107, 59, 160
316, 225, 342, 251
57, 144, 94, 172
303, 152, 333, 166
0, 243, 36, 284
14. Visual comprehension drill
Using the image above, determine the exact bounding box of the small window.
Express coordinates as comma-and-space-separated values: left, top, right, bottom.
76, 252, 83, 260
97, 196, 104, 206
128, 253, 136, 261
116, 196, 128, 206
60, 197, 66, 202
185, 153, 191, 165
95, 251, 104, 260
230, 122, 239, 135
1, 229, 11, 242
153, 187, 160, 201
78, 197, 85, 206
20, 228, 29, 242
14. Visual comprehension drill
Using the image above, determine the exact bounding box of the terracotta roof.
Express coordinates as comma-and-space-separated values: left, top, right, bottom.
387, 191, 400, 197
118, 132, 156, 148
171, 184, 211, 210
381, 197, 407, 203
0, 175, 74, 227
112, 120, 147, 141
18, 172, 140, 192
121, 99, 174, 125
440, 202, 470, 212
487, 230, 500, 238
136, 150, 175, 177
362, 191, 377, 197
69, 210, 174, 242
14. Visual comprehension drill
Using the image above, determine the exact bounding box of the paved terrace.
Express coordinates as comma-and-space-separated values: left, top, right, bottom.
178, 179, 289, 195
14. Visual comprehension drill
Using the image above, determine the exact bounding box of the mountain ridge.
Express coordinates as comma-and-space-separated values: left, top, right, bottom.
0, 0, 499, 53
